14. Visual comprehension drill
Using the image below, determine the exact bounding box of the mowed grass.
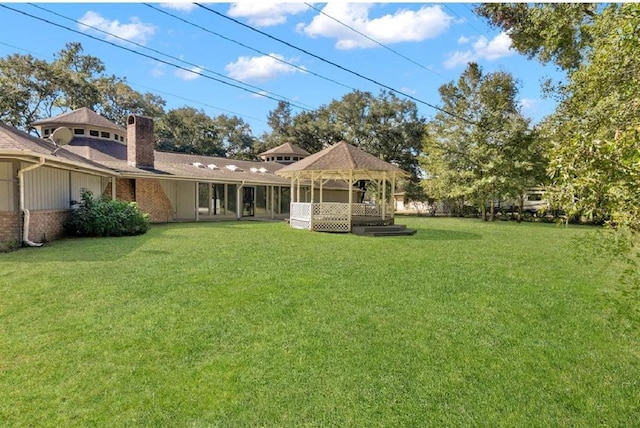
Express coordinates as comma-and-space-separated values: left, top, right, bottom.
1, 217, 638, 426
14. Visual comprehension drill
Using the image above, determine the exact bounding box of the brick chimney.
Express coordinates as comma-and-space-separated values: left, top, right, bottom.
127, 114, 155, 169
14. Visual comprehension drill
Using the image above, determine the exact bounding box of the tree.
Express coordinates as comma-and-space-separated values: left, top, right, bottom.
477, 3, 640, 320
95, 77, 166, 127
155, 107, 225, 156
475, 3, 598, 72
211, 114, 257, 160
0, 42, 167, 133
422, 63, 541, 221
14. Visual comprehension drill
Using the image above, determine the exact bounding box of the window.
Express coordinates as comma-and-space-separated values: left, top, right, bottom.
114, 133, 119, 140
43, 129, 50, 137
89, 130, 99, 137
120, 136, 125, 142
284, 156, 291, 161
276, 156, 283, 161
101, 131, 110, 138
74, 128, 85, 135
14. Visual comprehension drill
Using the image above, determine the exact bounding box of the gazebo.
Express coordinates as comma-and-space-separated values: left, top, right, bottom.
276, 141, 410, 233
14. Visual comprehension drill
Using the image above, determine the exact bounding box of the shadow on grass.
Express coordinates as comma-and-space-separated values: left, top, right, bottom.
0, 234, 148, 262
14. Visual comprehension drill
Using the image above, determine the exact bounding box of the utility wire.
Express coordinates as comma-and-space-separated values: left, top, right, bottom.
0, 4, 311, 112
27, 3, 312, 111
144, 3, 357, 92
0, 35, 268, 126
442, 3, 485, 37
127, 80, 268, 125
195, 3, 475, 125
303, 2, 447, 80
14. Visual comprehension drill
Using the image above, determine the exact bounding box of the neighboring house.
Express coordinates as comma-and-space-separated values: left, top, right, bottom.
0, 108, 354, 247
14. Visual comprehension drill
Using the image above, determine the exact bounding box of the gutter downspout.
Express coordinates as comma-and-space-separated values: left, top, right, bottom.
18, 157, 45, 247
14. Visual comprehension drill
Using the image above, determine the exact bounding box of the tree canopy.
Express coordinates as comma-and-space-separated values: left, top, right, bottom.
422, 63, 543, 221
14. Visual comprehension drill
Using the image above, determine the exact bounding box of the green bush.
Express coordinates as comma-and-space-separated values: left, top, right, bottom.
66, 190, 151, 237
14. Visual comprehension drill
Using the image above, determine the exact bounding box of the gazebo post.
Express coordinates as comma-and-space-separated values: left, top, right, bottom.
391, 173, 396, 220
348, 170, 353, 231
290, 177, 295, 202
382, 172, 387, 220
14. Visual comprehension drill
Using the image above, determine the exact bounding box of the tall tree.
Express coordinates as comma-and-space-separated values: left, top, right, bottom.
477, 3, 640, 319
422, 63, 540, 221
155, 107, 225, 156
0, 42, 167, 133
212, 114, 257, 160
95, 77, 166, 127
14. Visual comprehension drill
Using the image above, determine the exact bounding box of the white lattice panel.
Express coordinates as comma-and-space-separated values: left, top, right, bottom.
290, 218, 311, 230
313, 202, 349, 218
291, 202, 311, 219
352, 203, 381, 217
313, 221, 350, 232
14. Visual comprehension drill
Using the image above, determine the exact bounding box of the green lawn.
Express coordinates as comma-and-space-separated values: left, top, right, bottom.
1, 218, 638, 426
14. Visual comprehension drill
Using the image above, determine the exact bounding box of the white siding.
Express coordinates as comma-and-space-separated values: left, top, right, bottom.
23, 165, 70, 210
160, 180, 177, 215
70, 172, 104, 203
176, 181, 196, 220
0, 162, 15, 211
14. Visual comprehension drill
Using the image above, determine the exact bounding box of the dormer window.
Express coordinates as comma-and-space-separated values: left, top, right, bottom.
101, 131, 110, 139
43, 129, 50, 137
89, 130, 99, 137
74, 129, 85, 135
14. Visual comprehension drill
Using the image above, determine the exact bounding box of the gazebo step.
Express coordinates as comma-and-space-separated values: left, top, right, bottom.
352, 224, 417, 237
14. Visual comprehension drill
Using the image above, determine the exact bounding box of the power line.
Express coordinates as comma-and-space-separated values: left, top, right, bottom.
303, 2, 447, 80
0, 36, 269, 126
195, 3, 475, 125
127, 80, 268, 125
144, 3, 357, 93
442, 3, 485, 37
0, 3, 312, 113
27, 3, 313, 111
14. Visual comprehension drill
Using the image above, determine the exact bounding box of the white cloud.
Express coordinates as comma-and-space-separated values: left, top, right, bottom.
444, 32, 514, 69
457, 35, 470, 45
160, 2, 197, 13
519, 98, 539, 114
225, 54, 305, 82
298, 3, 453, 49
227, 3, 309, 27
78, 11, 156, 45
175, 66, 203, 81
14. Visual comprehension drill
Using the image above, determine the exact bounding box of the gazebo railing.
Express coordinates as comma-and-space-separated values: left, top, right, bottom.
290, 202, 390, 232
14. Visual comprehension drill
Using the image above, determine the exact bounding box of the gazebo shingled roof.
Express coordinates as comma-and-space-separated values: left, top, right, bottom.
276, 141, 409, 180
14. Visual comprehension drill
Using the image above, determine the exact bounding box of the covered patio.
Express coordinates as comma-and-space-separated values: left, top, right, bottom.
276, 141, 410, 233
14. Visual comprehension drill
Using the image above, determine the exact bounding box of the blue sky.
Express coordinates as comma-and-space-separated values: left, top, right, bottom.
0, 2, 564, 136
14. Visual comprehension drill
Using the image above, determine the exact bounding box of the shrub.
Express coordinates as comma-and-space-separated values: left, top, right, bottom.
66, 190, 151, 237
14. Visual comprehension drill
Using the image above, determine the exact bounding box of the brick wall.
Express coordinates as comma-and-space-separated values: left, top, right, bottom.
103, 177, 174, 223
0, 211, 19, 246
0, 209, 69, 247
134, 178, 174, 223
27, 210, 70, 242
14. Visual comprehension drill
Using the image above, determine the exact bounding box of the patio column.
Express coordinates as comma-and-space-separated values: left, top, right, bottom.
111, 176, 116, 200
290, 177, 295, 202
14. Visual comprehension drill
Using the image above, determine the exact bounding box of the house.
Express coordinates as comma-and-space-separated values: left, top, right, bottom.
0, 108, 358, 248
